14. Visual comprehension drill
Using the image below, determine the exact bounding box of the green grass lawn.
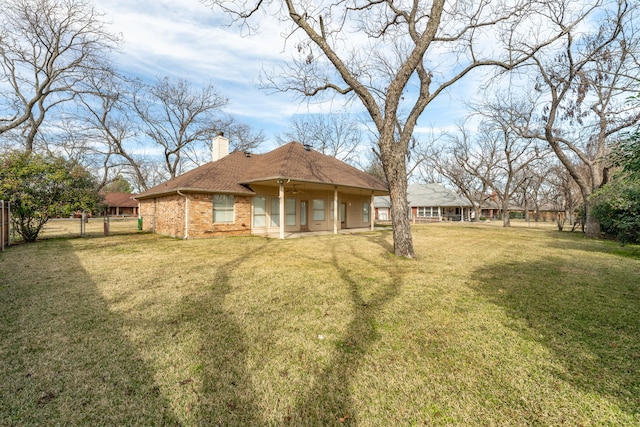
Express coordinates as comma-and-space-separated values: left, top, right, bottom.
1, 223, 639, 425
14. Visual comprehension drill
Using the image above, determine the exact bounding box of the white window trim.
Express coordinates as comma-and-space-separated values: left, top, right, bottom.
213, 194, 234, 223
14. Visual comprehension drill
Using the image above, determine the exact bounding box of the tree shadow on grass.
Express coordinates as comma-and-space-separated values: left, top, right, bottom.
0, 240, 180, 425
170, 241, 273, 426
471, 255, 640, 417
290, 241, 404, 424
362, 229, 394, 254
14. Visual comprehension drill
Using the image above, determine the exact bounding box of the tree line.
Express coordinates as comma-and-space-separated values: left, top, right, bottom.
204, 0, 640, 254
0, 0, 265, 194
1, 0, 639, 250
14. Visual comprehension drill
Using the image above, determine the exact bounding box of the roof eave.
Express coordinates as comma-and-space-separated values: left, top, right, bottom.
242, 177, 388, 194
133, 186, 255, 200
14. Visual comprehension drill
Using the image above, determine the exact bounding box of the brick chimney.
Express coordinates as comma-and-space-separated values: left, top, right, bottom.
211, 132, 229, 162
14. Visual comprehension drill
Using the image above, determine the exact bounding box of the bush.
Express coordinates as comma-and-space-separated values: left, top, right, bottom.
590, 178, 640, 244
0, 151, 101, 242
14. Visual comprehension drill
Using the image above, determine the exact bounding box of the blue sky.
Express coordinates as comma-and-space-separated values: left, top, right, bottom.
99, 0, 297, 147
97, 0, 480, 151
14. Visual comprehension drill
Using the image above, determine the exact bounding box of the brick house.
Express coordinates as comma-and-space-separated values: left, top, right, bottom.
375, 183, 472, 222
134, 137, 389, 239
103, 192, 139, 216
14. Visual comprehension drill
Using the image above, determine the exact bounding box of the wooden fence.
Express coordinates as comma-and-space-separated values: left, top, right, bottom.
1, 200, 9, 251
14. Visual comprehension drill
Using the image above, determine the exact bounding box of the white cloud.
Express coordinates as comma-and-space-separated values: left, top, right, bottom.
98, 0, 296, 141
96, 0, 601, 150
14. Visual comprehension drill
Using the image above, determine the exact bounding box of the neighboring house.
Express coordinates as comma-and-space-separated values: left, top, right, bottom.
479, 197, 501, 220
134, 138, 388, 239
103, 193, 139, 217
375, 183, 472, 223
480, 202, 562, 222
374, 196, 391, 222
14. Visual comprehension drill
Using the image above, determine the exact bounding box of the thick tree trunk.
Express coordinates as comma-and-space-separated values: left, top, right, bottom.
388, 177, 414, 258
474, 206, 482, 221
584, 202, 601, 238
501, 198, 511, 227
381, 140, 414, 259
502, 212, 511, 227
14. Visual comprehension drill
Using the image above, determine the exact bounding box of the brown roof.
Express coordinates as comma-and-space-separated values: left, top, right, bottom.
103, 192, 138, 207
136, 142, 388, 199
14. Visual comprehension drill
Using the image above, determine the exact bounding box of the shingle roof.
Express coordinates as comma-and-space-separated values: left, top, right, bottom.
136, 142, 388, 199
103, 192, 138, 207
407, 183, 471, 207
374, 183, 471, 208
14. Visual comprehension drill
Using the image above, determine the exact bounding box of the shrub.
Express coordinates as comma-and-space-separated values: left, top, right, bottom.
590, 177, 640, 244
0, 151, 101, 242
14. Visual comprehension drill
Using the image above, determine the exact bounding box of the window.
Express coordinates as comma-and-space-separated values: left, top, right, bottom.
286, 198, 296, 226
417, 206, 437, 217
270, 197, 280, 227
313, 199, 325, 221
300, 201, 307, 226
213, 194, 234, 223
363, 203, 370, 223
253, 196, 266, 227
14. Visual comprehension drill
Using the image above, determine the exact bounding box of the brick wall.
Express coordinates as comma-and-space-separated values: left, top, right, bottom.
139, 195, 186, 238
137, 190, 375, 239
138, 193, 251, 239
187, 193, 251, 238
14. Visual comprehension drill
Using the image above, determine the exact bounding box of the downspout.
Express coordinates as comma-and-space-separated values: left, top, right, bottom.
177, 190, 188, 239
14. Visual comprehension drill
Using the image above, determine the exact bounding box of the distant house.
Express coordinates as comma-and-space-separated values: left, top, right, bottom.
134, 136, 388, 239
103, 193, 139, 217
375, 183, 472, 223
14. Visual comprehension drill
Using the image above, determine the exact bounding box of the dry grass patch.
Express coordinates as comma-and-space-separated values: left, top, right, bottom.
1, 223, 639, 425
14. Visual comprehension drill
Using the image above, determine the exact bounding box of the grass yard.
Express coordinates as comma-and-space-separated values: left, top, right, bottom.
0, 223, 639, 425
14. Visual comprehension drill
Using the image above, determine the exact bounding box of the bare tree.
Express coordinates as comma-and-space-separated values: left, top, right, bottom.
468, 94, 552, 227
204, 0, 586, 257
508, 0, 640, 237
184, 114, 266, 166
514, 166, 547, 223
427, 113, 547, 227
71, 70, 157, 192
545, 162, 581, 231
277, 113, 362, 163
215, 115, 266, 154
489, 133, 544, 227
132, 77, 228, 179
420, 127, 493, 222
0, 0, 118, 152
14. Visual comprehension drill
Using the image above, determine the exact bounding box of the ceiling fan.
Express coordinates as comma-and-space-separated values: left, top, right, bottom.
286, 184, 304, 195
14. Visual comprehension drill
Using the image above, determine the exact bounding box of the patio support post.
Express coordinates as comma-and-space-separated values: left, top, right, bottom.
279, 181, 285, 239
370, 192, 375, 231
333, 186, 338, 234
460, 206, 464, 222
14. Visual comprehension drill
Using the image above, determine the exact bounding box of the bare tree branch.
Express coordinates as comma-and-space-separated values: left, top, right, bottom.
0, 0, 118, 152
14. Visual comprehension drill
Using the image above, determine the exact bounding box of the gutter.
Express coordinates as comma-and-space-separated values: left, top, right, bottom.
134, 186, 255, 200
241, 177, 389, 195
